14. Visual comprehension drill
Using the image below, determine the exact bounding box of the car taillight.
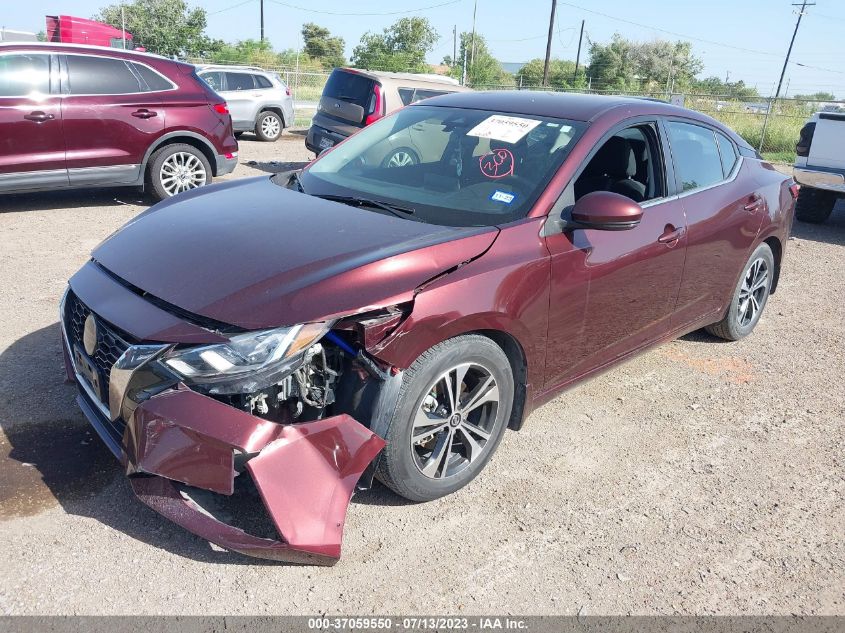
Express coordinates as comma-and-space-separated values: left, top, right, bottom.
214, 103, 229, 115
285, 87, 291, 96
796, 122, 815, 157
364, 83, 384, 126
789, 183, 800, 199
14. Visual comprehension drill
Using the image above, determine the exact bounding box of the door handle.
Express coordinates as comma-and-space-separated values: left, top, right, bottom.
658, 225, 685, 245
24, 111, 54, 122
744, 194, 763, 212
131, 109, 157, 119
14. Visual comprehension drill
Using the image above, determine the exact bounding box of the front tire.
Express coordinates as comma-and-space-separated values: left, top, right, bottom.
255, 111, 283, 142
146, 144, 211, 201
705, 243, 774, 341
376, 335, 514, 502
795, 186, 837, 224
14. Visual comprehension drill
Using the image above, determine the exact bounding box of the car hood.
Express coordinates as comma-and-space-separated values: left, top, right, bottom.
93, 176, 498, 330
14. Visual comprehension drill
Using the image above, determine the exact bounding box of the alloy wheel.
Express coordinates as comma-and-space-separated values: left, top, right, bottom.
261, 114, 282, 139
159, 152, 207, 196
736, 257, 769, 327
386, 150, 416, 168
411, 363, 500, 480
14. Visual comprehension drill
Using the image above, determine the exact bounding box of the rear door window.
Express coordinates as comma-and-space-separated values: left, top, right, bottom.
666, 121, 724, 192
225, 72, 255, 91
66, 55, 142, 95
715, 131, 738, 177
0, 54, 50, 97
255, 75, 272, 89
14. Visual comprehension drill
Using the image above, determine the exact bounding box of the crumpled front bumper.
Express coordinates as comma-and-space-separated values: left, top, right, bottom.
71, 366, 384, 564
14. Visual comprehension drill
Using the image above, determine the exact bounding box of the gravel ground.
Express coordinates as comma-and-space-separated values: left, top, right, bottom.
0, 134, 843, 616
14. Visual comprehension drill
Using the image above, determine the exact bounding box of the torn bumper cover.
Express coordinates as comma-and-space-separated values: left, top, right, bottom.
119, 388, 383, 565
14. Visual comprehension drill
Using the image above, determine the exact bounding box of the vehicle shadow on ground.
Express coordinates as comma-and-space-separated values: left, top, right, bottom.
0, 189, 149, 214
790, 203, 845, 246
0, 324, 300, 566
241, 159, 309, 175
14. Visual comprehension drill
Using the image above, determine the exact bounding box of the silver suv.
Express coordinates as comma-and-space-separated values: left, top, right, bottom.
196, 65, 294, 142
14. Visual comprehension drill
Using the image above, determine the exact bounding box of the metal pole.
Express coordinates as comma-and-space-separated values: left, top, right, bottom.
121, 4, 126, 49
260, 0, 265, 42
469, 0, 477, 76
542, 0, 557, 87
759, 0, 813, 152
452, 25, 457, 67
573, 19, 584, 83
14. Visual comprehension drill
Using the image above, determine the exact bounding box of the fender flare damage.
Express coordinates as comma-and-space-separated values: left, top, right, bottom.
126, 388, 385, 565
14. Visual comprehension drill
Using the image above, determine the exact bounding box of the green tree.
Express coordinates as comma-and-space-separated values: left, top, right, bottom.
94, 0, 212, 56
515, 58, 585, 89
588, 34, 703, 93
302, 23, 346, 69
793, 91, 836, 102
444, 32, 514, 87
351, 17, 438, 72
692, 76, 760, 100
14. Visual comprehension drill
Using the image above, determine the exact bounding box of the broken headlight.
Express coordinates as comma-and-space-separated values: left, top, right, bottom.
162, 322, 333, 395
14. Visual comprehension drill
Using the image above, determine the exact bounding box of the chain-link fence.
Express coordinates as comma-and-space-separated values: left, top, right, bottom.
190, 59, 843, 159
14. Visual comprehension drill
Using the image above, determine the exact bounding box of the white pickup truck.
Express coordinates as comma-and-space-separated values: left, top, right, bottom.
793, 111, 845, 223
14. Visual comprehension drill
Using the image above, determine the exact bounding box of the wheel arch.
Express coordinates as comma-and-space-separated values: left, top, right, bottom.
259, 106, 286, 126
762, 235, 783, 294
372, 314, 535, 433
143, 132, 220, 177
471, 329, 529, 431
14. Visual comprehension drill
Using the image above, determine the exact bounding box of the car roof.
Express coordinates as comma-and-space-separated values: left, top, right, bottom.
336, 68, 469, 91
416, 90, 703, 123
0, 41, 176, 63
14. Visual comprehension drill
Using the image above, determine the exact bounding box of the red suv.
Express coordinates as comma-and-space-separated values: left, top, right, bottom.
0, 43, 238, 200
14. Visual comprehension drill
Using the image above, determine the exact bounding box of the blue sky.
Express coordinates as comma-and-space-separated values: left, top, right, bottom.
5, 0, 844, 97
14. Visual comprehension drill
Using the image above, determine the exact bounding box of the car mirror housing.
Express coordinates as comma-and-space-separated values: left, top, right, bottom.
569, 191, 644, 231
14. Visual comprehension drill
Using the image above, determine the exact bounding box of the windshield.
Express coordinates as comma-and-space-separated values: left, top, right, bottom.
299, 105, 586, 227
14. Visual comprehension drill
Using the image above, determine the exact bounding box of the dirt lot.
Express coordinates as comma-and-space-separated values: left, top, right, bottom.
0, 132, 843, 616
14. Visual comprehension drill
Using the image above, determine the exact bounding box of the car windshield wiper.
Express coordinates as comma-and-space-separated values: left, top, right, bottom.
313, 194, 416, 219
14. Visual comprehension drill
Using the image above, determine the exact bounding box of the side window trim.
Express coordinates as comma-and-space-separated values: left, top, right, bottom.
662, 116, 744, 197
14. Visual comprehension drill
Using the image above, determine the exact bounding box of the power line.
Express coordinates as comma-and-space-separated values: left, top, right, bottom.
265, 0, 464, 16
555, 0, 782, 58
209, 0, 256, 15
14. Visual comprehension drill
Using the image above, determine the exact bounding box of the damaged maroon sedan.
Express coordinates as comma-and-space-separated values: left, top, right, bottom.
61, 92, 796, 564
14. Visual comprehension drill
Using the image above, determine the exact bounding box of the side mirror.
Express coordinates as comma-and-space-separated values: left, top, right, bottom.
570, 191, 643, 231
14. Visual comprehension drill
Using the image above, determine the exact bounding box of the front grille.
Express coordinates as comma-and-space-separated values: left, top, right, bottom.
63, 290, 134, 413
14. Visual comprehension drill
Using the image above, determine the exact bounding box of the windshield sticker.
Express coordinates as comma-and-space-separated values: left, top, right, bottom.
490, 190, 516, 204
467, 115, 542, 143
479, 149, 515, 179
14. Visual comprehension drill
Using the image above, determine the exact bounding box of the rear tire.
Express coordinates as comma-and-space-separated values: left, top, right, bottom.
146, 143, 211, 201
254, 111, 283, 142
795, 186, 837, 224
705, 243, 774, 341
376, 335, 514, 502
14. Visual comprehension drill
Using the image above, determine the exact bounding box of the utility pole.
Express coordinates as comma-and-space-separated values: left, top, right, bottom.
573, 19, 584, 83
759, 0, 814, 151
120, 4, 126, 49
260, 0, 265, 42
453, 25, 457, 67
469, 0, 478, 78
542, 0, 557, 87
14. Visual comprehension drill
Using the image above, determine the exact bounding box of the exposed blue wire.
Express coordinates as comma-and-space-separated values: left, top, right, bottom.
325, 331, 357, 357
